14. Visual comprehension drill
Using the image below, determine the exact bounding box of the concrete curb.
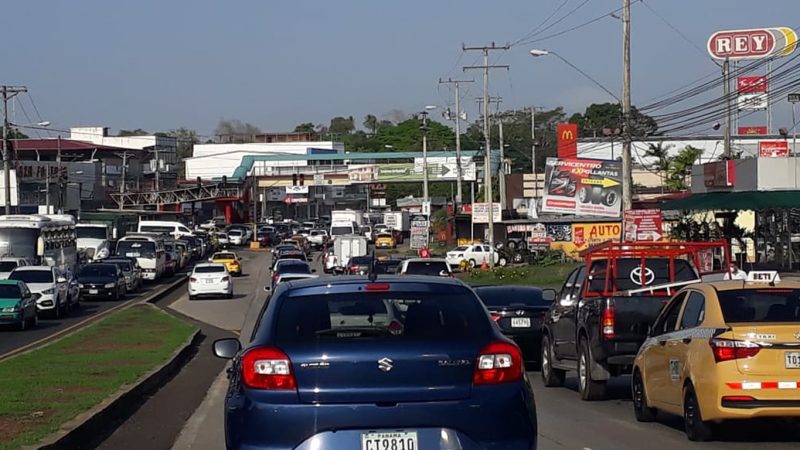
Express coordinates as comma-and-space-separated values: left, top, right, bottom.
0, 274, 189, 362
30, 318, 202, 450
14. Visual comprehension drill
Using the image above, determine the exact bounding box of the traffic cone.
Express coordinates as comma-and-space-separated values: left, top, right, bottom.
480, 257, 488, 271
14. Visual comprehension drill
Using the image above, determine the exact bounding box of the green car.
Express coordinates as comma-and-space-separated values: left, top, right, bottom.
0, 280, 37, 331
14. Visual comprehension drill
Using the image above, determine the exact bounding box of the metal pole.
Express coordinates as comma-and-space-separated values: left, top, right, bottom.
498, 117, 506, 210
482, 49, 494, 260
154, 145, 161, 192
531, 107, 538, 199
45, 173, 50, 213
2, 90, 10, 214
723, 58, 732, 158
454, 84, 463, 206
470, 182, 475, 243
621, 0, 633, 212
793, 103, 798, 155
421, 111, 429, 208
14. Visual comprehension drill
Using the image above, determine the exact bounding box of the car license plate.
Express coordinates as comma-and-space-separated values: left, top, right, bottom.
511, 317, 531, 328
204, 279, 215, 284
786, 352, 800, 369
361, 431, 417, 450
89, 289, 99, 295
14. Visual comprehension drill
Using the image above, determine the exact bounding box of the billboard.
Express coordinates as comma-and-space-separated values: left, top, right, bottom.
557, 124, 578, 159
738, 126, 768, 135
549, 222, 621, 256
624, 209, 663, 241
738, 94, 768, 111
349, 162, 477, 183
285, 185, 309, 194
471, 203, 502, 224
759, 141, 789, 158
409, 214, 429, 250
708, 27, 798, 60
541, 158, 622, 218
737, 76, 768, 93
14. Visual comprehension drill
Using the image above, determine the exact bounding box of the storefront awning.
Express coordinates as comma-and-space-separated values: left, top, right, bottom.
661, 190, 800, 211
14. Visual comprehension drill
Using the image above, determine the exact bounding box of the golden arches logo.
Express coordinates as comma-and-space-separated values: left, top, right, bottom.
561, 130, 575, 141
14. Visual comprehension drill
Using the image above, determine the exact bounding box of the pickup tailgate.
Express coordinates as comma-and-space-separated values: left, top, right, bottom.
607, 295, 668, 347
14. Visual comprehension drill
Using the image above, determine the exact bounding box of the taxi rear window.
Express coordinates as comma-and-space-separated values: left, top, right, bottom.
718, 289, 800, 323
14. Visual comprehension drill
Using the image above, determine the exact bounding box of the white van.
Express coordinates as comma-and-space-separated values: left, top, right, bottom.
330, 221, 357, 241
116, 234, 166, 280
138, 221, 194, 239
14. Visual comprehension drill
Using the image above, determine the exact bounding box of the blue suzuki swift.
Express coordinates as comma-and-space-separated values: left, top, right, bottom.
213, 275, 537, 450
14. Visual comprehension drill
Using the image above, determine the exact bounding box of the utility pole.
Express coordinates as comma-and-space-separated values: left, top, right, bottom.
420, 110, 431, 209
116, 151, 132, 210
485, 96, 507, 211
439, 78, 474, 208
153, 145, 161, 192
621, 0, 634, 212
722, 57, 732, 158
1, 86, 27, 214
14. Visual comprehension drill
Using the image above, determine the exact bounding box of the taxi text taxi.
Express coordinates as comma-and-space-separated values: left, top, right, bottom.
210, 252, 242, 277
632, 271, 800, 441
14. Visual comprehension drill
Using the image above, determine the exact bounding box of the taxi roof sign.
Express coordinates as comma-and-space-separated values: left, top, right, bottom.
746, 271, 781, 283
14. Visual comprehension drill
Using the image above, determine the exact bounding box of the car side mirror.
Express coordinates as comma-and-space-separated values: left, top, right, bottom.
213, 338, 241, 359
439, 270, 449, 277
263, 286, 271, 292
208, 258, 213, 262
238, 257, 243, 261
542, 288, 557, 302
57, 277, 67, 283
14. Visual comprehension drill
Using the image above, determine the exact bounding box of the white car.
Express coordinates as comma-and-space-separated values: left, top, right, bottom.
362, 225, 373, 242
227, 229, 244, 246
8, 266, 75, 317
0, 257, 34, 280
398, 258, 453, 277
308, 229, 328, 249
188, 263, 233, 300
445, 244, 499, 268
216, 232, 230, 248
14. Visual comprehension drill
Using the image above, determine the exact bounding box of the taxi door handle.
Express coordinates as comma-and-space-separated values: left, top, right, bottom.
682, 337, 692, 344
658, 340, 667, 346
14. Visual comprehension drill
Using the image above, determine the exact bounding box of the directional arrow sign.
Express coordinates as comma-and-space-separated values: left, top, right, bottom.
441, 164, 451, 176
581, 178, 620, 188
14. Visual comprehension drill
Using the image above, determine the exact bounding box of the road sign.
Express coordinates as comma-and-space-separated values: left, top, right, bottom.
409, 214, 429, 250
708, 27, 798, 60
759, 141, 789, 158
313, 174, 325, 185
789, 93, 800, 103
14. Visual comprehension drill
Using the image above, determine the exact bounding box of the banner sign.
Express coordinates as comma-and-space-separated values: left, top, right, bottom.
759, 140, 790, 158
285, 185, 309, 194
738, 94, 768, 111
624, 209, 663, 241
284, 196, 308, 204
471, 203, 502, 224
556, 124, 578, 159
708, 27, 799, 60
409, 214, 429, 250
571, 222, 622, 250
703, 160, 736, 188
737, 76, 768, 93
541, 158, 622, 218
738, 126, 768, 135
349, 162, 477, 183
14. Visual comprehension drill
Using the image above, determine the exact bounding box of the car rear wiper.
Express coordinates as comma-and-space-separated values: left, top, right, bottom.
314, 327, 390, 338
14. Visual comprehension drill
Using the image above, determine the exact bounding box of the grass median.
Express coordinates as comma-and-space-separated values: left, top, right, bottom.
458, 263, 578, 287
0, 304, 196, 450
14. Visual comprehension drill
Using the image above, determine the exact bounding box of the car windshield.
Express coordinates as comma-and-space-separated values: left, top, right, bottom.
718, 289, 800, 323
214, 253, 236, 260
76, 227, 107, 239
277, 263, 311, 274
403, 261, 449, 276
195, 265, 225, 274
228, 230, 242, 236
474, 286, 550, 307
331, 226, 352, 236
274, 287, 488, 343
0, 284, 21, 298
377, 233, 393, 239
10, 270, 53, 284
453, 246, 469, 252
80, 265, 117, 277
0, 262, 18, 272
117, 241, 156, 258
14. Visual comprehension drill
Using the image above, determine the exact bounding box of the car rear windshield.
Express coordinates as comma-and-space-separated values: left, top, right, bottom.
278, 263, 311, 274
0, 262, 18, 272
404, 261, 449, 276
215, 253, 236, 260
117, 241, 156, 258
228, 230, 242, 236
349, 256, 372, 265
274, 288, 489, 343
331, 226, 353, 236
375, 261, 401, 274
474, 286, 550, 307
0, 285, 21, 298
10, 270, 53, 284
718, 289, 800, 323
195, 266, 225, 273
80, 265, 116, 277
587, 258, 697, 293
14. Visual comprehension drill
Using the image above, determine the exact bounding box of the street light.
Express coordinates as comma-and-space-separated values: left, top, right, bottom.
529, 49, 621, 102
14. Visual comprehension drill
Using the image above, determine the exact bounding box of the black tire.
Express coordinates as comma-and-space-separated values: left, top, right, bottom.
189, 295, 196, 301
541, 334, 566, 387
17, 314, 26, 331
513, 253, 524, 264
30, 312, 38, 329
498, 257, 508, 267
578, 185, 592, 204
684, 385, 714, 441
507, 240, 518, 251
114, 288, 121, 301
469, 259, 477, 269
53, 300, 61, 319
518, 240, 528, 251
601, 189, 620, 208
590, 187, 602, 204
632, 370, 658, 422
227, 292, 233, 299
578, 339, 607, 401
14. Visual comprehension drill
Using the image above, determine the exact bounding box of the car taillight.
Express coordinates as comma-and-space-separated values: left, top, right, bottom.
241, 347, 296, 390
272, 273, 279, 282
601, 305, 615, 340
190, 277, 197, 283
490, 312, 502, 322
710, 338, 760, 363
473, 341, 522, 385
722, 395, 755, 402
222, 276, 230, 282
388, 320, 403, 335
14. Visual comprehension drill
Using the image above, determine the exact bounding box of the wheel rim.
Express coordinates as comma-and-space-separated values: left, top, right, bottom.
542, 340, 550, 376
579, 353, 587, 391
633, 375, 644, 410
606, 191, 618, 206
579, 188, 588, 202
685, 393, 698, 430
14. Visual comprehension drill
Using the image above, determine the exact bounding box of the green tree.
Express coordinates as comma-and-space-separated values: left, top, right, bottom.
329, 116, 356, 135
293, 123, 315, 134
644, 142, 673, 186
569, 103, 659, 138
667, 145, 703, 190
118, 128, 149, 136
363, 114, 378, 134
7, 129, 28, 139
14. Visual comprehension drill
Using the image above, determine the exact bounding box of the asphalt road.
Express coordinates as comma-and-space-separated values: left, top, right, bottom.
0, 272, 188, 358
92, 245, 800, 450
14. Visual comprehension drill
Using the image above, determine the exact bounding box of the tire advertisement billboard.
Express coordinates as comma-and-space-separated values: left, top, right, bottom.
541, 158, 622, 218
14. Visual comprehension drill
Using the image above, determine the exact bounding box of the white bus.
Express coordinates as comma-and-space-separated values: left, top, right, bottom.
116, 233, 166, 281
137, 220, 195, 238
0, 214, 78, 277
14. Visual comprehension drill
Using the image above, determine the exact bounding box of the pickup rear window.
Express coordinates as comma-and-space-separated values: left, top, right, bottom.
274, 291, 487, 343
587, 258, 697, 293
718, 289, 800, 323
403, 261, 449, 276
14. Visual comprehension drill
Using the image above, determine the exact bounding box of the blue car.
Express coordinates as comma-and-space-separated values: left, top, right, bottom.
214, 276, 538, 450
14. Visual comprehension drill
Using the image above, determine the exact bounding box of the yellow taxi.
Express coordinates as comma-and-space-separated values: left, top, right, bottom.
374, 232, 396, 249
632, 271, 800, 441
210, 251, 242, 277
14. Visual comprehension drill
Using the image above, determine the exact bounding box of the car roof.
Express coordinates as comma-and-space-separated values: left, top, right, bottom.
213, 252, 237, 257
276, 259, 307, 265
279, 274, 465, 290
0, 279, 21, 285
0, 257, 29, 261
697, 280, 800, 292
404, 258, 448, 263
12, 266, 52, 272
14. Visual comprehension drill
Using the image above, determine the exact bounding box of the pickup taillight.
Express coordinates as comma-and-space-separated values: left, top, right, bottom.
601, 305, 615, 340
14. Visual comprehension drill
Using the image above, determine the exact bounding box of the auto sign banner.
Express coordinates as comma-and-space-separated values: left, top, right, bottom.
541, 158, 623, 218
624, 209, 663, 241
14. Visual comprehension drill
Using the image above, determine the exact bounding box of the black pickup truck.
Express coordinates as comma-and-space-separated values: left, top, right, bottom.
540, 241, 728, 400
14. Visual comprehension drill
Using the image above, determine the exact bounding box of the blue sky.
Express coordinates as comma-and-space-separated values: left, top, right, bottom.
3, 0, 798, 138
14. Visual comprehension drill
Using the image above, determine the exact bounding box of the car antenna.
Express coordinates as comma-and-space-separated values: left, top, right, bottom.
368, 250, 377, 282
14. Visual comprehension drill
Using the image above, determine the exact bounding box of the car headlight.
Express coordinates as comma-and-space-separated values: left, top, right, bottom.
41, 288, 55, 295
1, 305, 20, 313
78, 283, 85, 288
105, 283, 116, 288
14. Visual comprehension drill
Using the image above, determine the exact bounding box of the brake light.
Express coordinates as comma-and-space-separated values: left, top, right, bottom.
241, 347, 296, 390
473, 341, 522, 385
189, 277, 197, 283
601, 305, 615, 340
710, 338, 760, 362
722, 395, 755, 402
491, 312, 502, 322
365, 283, 390, 291
272, 273, 279, 282
222, 276, 230, 282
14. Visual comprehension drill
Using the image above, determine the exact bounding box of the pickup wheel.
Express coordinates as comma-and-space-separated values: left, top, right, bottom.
578, 339, 608, 401
632, 370, 657, 422
541, 334, 565, 387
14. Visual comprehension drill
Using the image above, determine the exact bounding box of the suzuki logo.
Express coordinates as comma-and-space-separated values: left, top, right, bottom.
561, 130, 574, 140
516, 310, 526, 316
377, 357, 394, 372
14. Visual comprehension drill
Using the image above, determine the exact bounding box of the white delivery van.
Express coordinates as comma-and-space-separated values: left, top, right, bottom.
330, 221, 358, 241
116, 234, 166, 280
76, 223, 111, 262
332, 235, 368, 274
331, 210, 364, 227
138, 221, 194, 238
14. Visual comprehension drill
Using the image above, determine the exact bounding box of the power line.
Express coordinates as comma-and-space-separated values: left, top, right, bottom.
515, 1, 642, 46
510, 0, 573, 47
513, 0, 592, 46
640, 0, 714, 64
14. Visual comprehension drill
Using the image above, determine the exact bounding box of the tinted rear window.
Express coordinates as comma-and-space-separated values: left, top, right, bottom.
404, 261, 449, 276
0, 262, 18, 272
277, 263, 311, 274
718, 289, 800, 323
349, 257, 372, 265
375, 261, 401, 274
195, 265, 225, 273
587, 258, 697, 292
475, 287, 549, 307
274, 289, 488, 343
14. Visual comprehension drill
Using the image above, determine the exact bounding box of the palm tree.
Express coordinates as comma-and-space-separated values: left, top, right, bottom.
644, 142, 673, 187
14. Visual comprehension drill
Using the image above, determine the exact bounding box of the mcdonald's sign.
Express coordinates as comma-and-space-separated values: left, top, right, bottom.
557, 123, 578, 159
